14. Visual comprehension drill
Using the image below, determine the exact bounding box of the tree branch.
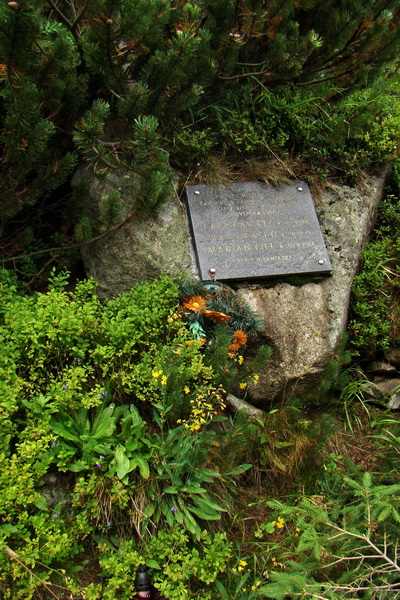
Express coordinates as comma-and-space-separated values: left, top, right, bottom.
2, 212, 136, 265
71, 0, 90, 34
45, 0, 72, 30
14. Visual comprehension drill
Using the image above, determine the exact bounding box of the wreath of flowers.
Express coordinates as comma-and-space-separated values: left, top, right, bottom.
178, 281, 262, 357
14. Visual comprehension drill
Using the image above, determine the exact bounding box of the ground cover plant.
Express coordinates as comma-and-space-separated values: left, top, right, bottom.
1, 260, 400, 599
0, 269, 270, 599
349, 164, 400, 357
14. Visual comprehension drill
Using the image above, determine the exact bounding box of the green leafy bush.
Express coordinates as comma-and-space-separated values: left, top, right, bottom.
349, 175, 400, 355
0, 269, 266, 598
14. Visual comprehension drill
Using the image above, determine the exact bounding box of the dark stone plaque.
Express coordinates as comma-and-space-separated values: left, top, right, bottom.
185, 181, 332, 281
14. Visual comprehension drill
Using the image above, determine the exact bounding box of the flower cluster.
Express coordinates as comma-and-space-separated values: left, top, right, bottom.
181, 293, 248, 356
182, 295, 231, 323
177, 386, 226, 432
232, 559, 248, 573
167, 312, 180, 324
271, 556, 284, 569
271, 516, 285, 529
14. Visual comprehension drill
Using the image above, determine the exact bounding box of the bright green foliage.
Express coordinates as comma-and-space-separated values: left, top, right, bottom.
0, 269, 264, 598
85, 528, 231, 600
174, 76, 400, 179
349, 179, 400, 355
260, 470, 400, 599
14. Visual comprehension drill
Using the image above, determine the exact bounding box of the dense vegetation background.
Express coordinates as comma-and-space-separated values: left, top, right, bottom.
0, 1, 399, 599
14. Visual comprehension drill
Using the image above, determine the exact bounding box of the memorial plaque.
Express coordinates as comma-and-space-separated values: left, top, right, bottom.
185, 181, 332, 281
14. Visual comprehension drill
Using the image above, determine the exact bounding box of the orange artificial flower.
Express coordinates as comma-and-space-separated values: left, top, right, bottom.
233, 330, 248, 347
203, 310, 231, 323
182, 295, 207, 313
228, 329, 248, 355
228, 342, 240, 355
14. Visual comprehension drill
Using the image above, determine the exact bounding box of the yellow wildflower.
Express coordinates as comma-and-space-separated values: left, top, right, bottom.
276, 517, 285, 529
183, 386, 190, 394
152, 369, 162, 378
238, 355, 244, 365
253, 374, 260, 384
239, 382, 247, 389
161, 375, 167, 385
239, 560, 248, 567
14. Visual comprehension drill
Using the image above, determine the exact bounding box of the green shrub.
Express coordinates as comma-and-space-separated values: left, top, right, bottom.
0, 269, 266, 598
349, 180, 400, 355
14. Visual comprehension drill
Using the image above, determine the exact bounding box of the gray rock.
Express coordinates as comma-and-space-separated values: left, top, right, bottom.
365, 361, 397, 374
77, 164, 389, 406
387, 348, 400, 368
75, 166, 192, 297
225, 393, 267, 422
373, 379, 400, 410
238, 174, 388, 405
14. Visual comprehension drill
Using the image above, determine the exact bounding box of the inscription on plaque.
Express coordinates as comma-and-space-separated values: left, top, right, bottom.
185, 181, 332, 281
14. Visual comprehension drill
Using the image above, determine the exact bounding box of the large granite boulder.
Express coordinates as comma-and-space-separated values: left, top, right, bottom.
74, 166, 192, 298
239, 176, 388, 406
78, 165, 388, 406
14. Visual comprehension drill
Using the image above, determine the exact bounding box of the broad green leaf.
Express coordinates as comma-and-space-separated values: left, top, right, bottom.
49, 421, 80, 442
163, 486, 178, 494
136, 455, 150, 479
115, 445, 131, 480
93, 414, 117, 439
34, 495, 48, 511
125, 438, 139, 452
143, 503, 155, 518
68, 460, 87, 472
193, 495, 225, 512
226, 464, 252, 476
180, 486, 207, 494
263, 522, 275, 534
215, 579, 230, 600
174, 509, 184, 524
187, 505, 221, 520
0, 524, 20, 537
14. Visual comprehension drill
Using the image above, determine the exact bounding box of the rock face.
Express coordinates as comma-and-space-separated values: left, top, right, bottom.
239, 176, 388, 405
75, 166, 192, 298
79, 166, 390, 406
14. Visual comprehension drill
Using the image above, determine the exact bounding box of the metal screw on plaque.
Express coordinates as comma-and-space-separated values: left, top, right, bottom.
297, 186, 303, 192
194, 190, 200, 195
208, 268, 216, 280
318, 259, 325, 265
